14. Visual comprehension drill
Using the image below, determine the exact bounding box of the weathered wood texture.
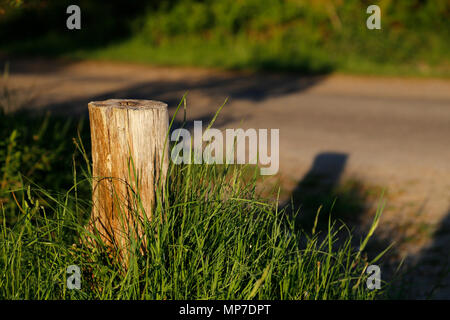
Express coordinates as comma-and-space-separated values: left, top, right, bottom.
88, 99, 169, 255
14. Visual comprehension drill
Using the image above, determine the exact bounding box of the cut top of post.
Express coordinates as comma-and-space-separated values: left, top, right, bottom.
88, 99, 167, 110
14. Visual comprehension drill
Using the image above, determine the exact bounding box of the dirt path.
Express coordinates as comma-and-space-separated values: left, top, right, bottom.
3, 58, 450, 297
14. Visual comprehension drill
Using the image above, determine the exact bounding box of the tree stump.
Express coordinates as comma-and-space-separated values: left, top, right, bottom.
88, 99, 169, 258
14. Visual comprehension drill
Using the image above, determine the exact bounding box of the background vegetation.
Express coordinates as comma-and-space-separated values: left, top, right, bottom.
1, 0, 449, 76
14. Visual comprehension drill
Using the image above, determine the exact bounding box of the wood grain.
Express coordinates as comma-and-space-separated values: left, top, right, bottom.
88, 99, 169, 258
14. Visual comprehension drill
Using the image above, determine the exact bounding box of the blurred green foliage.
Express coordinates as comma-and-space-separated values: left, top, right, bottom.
0, 0, 449, 75
0, 108, 89, 224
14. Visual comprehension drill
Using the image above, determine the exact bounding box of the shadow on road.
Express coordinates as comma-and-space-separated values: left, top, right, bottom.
39, 73, 325, 117
395, 209, 450, 299
282, 152, 450, 299
2, 59, 327, 131
285, 152, 368, 231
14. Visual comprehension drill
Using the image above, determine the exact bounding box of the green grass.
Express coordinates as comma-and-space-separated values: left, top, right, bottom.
0, 96, 392, 300
0, 153, 389, 299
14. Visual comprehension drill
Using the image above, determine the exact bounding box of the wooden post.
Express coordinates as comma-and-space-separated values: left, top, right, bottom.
88, 99, 169, 257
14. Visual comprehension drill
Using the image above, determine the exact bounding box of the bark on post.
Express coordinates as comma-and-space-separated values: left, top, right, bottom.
88, 99, 169, 258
